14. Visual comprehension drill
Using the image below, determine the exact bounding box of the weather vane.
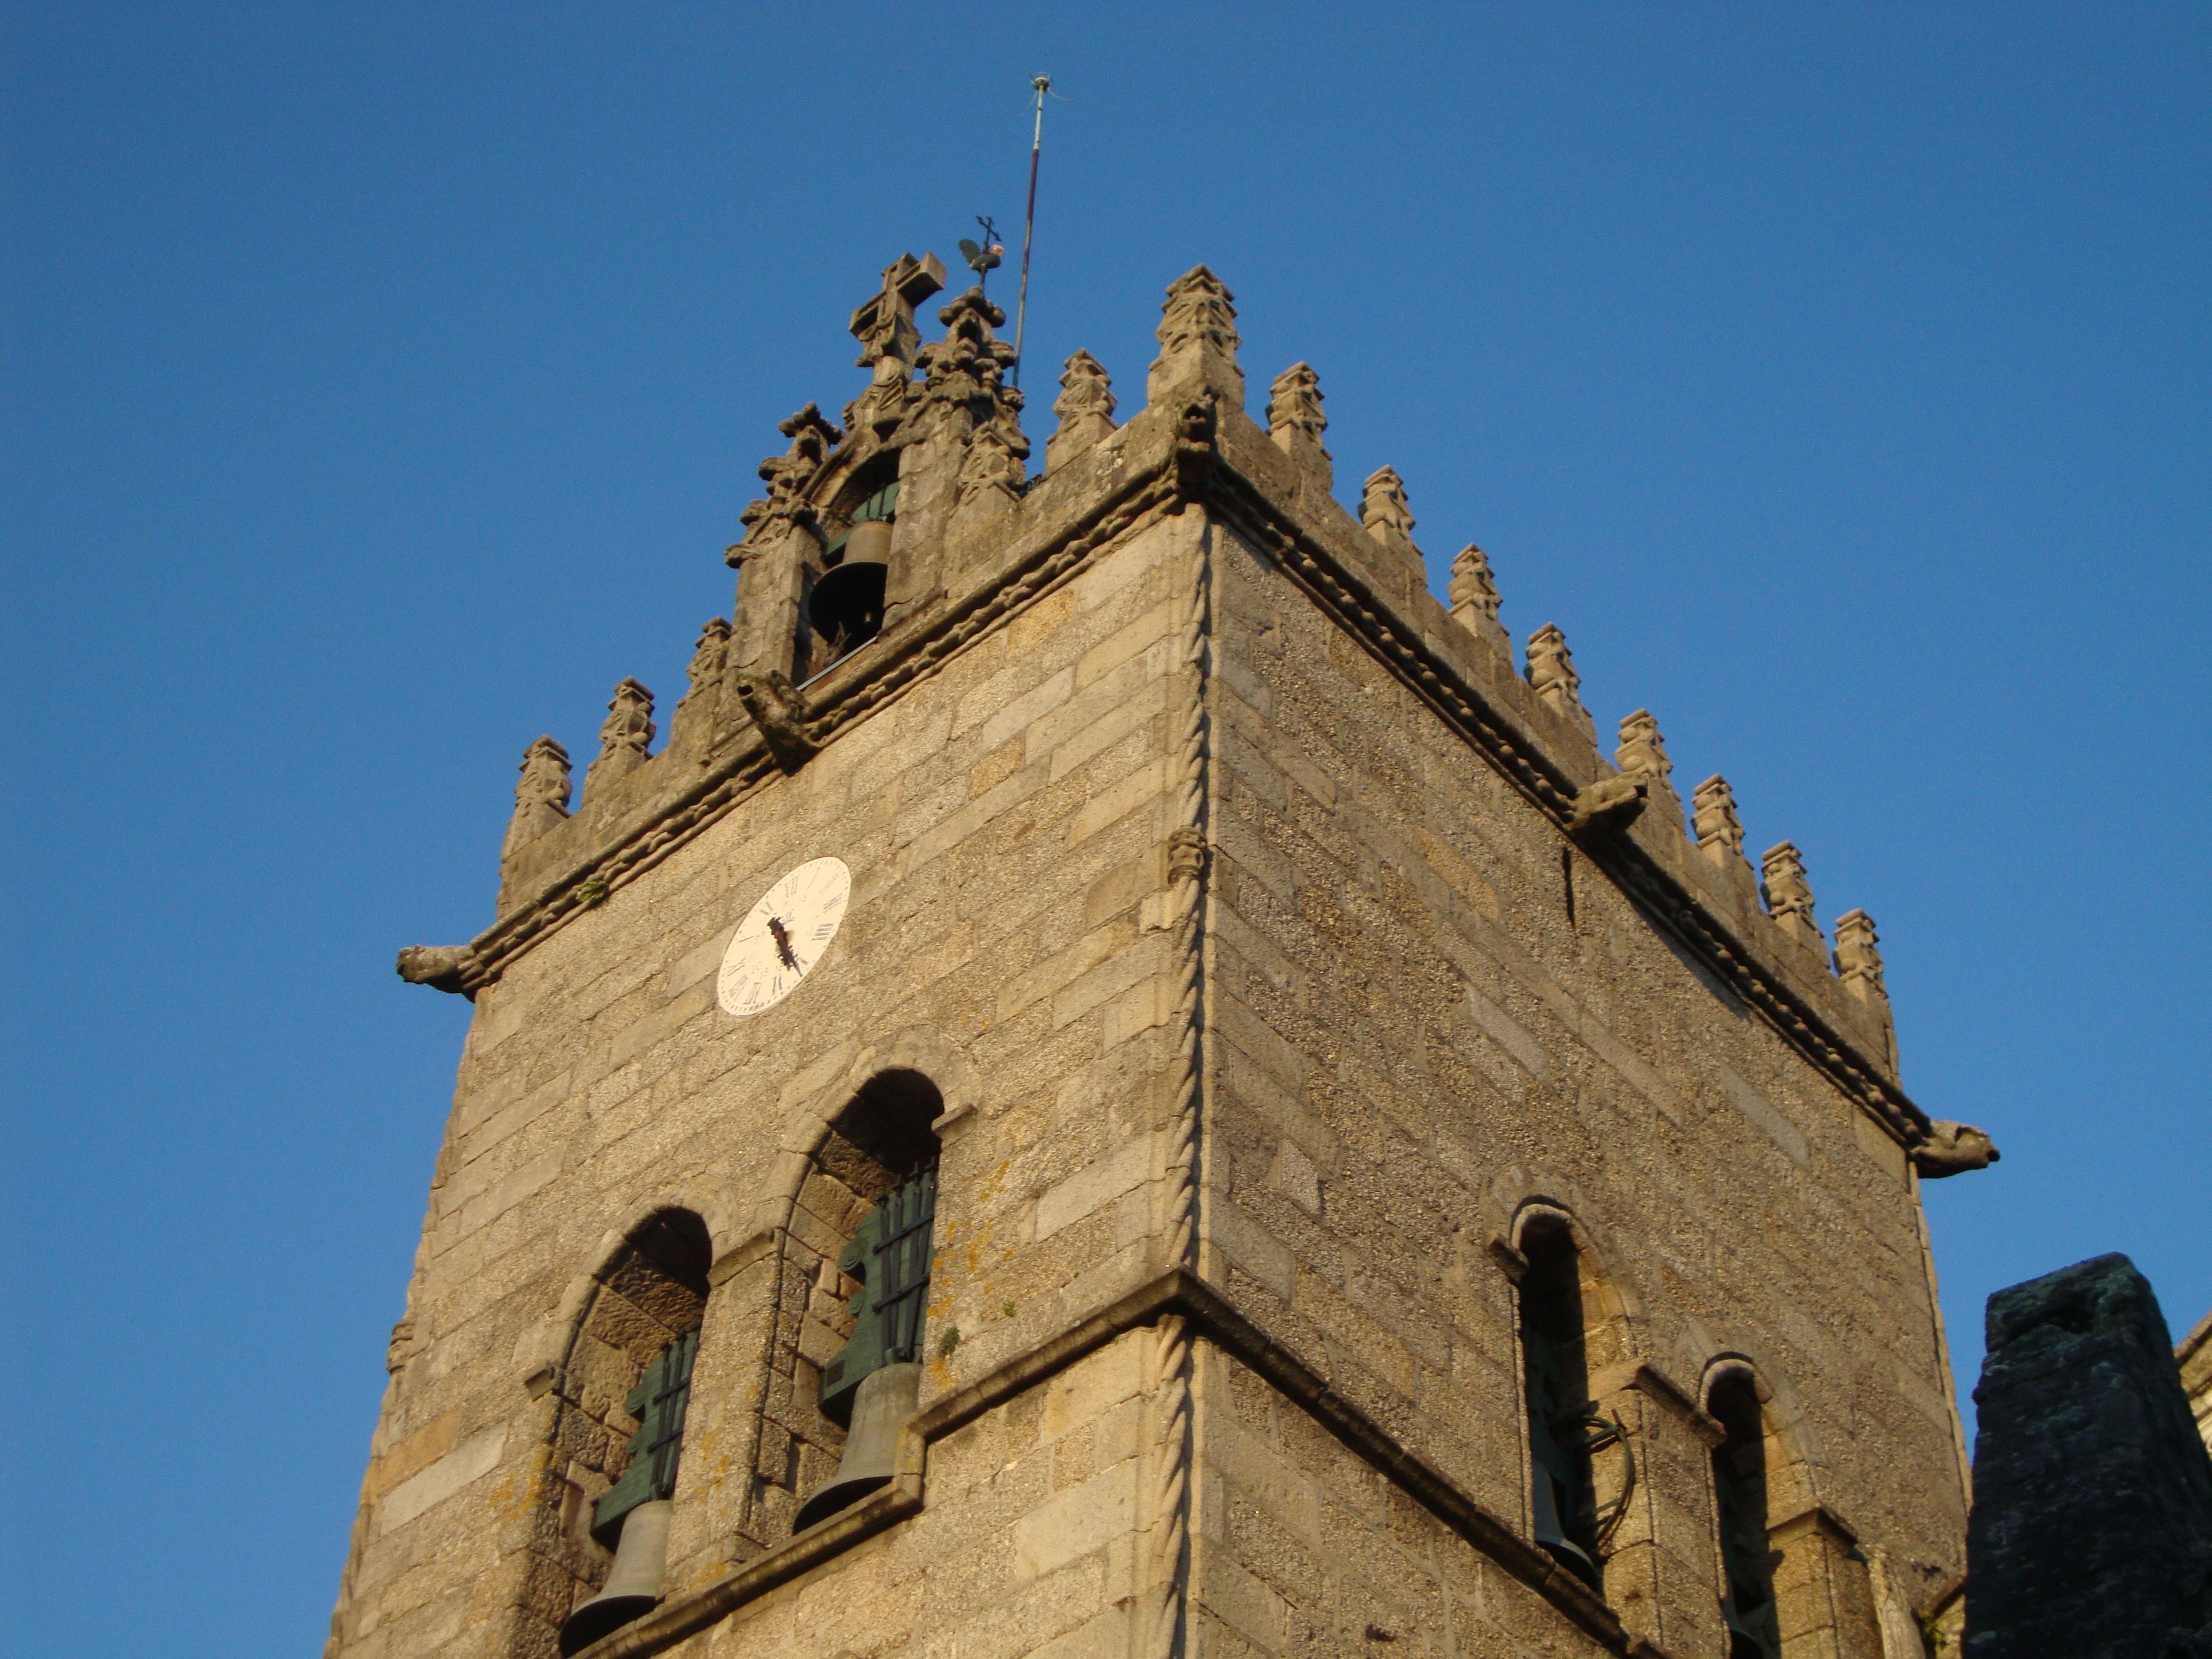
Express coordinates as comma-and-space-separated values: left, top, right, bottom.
957, 218, 1004, 293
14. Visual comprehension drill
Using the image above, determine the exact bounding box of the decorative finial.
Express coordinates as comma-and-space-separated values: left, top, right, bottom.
1615, 710, 1683, 832
1046, 349, 1116, 470
914, 287, 1028, 511
1759, 841, 1822, 947
501, 735, 571, 865
599, 678, 655, 762
1692, 775, 1746, 867
668, 619, 731, 752
1148, 265, 1242, 409
1832, 909, 1889, 1004
1448, 545, 1501, 623
1267, 363, 1330, 484
682, 619, 730, 704
1524, 623, 1591, 734
728, 404, 843, 565
583, 679, 656, 803
956, 418, 1029, 506
1361, 466, 1415, 537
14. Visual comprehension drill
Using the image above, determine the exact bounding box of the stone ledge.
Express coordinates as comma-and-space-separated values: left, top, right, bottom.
573, 1269, 1683, 1659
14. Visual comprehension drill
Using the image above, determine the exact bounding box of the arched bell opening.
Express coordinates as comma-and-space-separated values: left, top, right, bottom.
1513, 1212, 1636, 1595
802, 459, 901, 680
531, 1209, 712, 1658
752, 1069, 943, 1540
1708, 1369, 1784, 1659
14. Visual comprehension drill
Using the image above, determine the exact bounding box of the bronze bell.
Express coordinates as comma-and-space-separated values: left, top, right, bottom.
792, 1361, 919, 1532
558, 1498, 674, 1656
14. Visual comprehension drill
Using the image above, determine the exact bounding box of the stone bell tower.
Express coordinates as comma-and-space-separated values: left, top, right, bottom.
328, 255, 1994, 1659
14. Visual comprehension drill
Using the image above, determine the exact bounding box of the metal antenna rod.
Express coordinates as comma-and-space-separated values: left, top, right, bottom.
1011, 75, 1053, 388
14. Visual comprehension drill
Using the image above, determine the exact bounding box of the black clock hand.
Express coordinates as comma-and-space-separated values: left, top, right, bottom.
766, 914, 800, 971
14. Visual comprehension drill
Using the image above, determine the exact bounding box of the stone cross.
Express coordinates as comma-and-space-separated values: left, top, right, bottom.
850, 251, 948, 371
848, 253, 947, 437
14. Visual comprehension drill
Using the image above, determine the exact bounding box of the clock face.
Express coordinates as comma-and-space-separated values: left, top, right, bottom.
717, 857, 852, 1018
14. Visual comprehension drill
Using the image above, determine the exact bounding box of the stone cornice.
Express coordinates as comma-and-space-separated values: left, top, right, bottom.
438, 394, 1927, 1146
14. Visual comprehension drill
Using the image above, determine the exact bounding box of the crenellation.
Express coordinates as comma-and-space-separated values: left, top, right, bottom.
1523, 621, 1597, 743
1612, 710, 1683, 837
1357, 464, 1425, 590
582, 679, 657, 809
501, 736, 573, 878
1044, 349, 1116, 472
1148, 264, 1243, 410
1759, 840, 1824, 952
1264, 362, 1330, 487
1446, 541, 1510, 659
1691, 773, 1748, 867
665, 619, 730, 758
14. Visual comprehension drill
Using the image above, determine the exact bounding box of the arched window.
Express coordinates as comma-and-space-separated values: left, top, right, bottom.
1708, 1371, 1782, 1659
533, 1209, 712, 1657
753, 1069, 943, 1538
804, 460, 900, 678
1518, 1219, 1605, 1589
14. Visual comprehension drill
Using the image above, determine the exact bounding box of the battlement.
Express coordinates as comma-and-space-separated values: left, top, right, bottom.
405, 255, 1961, 1160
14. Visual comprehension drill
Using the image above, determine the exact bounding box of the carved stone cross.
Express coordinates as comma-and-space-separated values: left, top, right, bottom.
850, 253, 948, 372
848, 253, 950, 440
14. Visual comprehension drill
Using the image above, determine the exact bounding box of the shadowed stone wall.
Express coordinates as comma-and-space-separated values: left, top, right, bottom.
1964, 1254, 2212, 1658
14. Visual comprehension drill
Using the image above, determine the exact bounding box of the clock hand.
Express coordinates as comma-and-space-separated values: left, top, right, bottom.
766, 914, 801, 971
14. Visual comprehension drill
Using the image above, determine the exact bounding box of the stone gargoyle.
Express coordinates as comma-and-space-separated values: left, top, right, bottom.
1913, 1120, 2001, 1177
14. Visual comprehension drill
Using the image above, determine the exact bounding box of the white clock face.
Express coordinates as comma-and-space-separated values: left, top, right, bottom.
717, 857, 852, 1018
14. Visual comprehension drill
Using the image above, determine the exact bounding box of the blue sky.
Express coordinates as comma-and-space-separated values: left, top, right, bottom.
5, 5, 2207, 1652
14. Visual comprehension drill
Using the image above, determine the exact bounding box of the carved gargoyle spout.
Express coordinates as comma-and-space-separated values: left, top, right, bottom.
1913, 1120, 2001, 1177
396, 944, 478, 996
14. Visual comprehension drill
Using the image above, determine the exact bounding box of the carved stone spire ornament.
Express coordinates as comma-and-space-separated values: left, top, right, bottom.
584, 678, 656, 802
1446, 543, 1509, 659
1692, 775, 1746, 867
916, 289, 1029, 511
1832, 908, 1889, 1004
1266, 362, 1330, 485
1045, 348, 1117, 472
1615, 710, 1684, 832
847, 251, 947, 437
1524, 623, 1593, 738
1361, 466, 1415, 537
500, 735, 571, 866
681, 618, 730, 708
1760, 840, 1822, 946
956, 417, 1029, 508
1448, 544, 1500, 623
729, 404, 843, 562
666, 618, 731, 756
1147, 265, 1242, 409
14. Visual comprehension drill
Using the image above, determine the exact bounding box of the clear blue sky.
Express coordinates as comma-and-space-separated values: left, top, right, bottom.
5, 5, 2206, 1652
